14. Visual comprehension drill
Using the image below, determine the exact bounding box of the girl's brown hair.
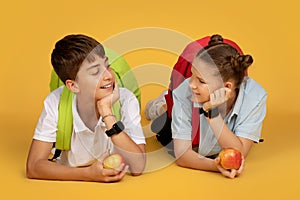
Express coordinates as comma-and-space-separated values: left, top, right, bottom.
195, 34, 253, 88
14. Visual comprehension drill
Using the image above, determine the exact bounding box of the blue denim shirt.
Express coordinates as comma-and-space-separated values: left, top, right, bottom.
172, 77, 267, 156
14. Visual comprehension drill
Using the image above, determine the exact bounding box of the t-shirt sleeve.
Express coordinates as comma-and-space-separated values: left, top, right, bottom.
33, 88, 61, 143
119, 88, 146, 144
171, 80, 193, 141
235, 94, 267, 142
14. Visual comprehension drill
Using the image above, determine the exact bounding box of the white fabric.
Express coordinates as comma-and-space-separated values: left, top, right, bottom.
33, 86, 145, 167
145, 90, 168, 120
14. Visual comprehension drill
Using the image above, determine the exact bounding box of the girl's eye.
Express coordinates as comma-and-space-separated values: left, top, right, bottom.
198, 78, 206, 84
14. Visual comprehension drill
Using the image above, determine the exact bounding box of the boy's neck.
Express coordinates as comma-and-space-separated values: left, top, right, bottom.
76, 97, 99, 132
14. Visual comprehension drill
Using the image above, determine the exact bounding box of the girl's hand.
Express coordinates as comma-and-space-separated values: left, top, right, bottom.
203, 87, 232, 111
214, 155, 245, 179
87, 150, 129, 182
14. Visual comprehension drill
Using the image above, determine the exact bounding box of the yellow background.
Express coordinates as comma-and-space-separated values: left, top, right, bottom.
1, 0, 299, 199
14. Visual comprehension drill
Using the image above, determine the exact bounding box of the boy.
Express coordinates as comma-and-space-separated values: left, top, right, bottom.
26, 34, 146, 182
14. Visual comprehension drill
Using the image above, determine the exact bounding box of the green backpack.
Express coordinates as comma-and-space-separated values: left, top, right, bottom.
49, 47, 141, 160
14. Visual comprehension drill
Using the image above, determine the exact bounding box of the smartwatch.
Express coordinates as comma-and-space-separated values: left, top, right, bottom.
199, 107, 219, 119
105, 121, 125, 137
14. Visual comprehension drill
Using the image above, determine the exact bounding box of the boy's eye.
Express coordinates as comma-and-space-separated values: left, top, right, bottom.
90, 68, 100, 75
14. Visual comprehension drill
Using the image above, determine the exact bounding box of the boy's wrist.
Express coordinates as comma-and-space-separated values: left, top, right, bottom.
102, 114, 117, 130
99, 107, 113, 118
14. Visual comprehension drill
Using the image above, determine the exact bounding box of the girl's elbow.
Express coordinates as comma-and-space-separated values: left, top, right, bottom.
175, 156, 186, 168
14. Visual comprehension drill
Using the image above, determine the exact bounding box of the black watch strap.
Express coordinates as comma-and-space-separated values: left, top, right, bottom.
105, 121, 125, 137
199, 107, 219, 119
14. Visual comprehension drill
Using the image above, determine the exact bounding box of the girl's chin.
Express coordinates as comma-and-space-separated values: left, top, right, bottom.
191, 96, 202, 103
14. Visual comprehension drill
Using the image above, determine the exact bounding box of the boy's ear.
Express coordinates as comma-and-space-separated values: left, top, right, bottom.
65, 80, 79, 93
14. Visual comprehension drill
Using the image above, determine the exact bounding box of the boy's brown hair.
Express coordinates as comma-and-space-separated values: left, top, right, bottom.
51, 34, 105, 84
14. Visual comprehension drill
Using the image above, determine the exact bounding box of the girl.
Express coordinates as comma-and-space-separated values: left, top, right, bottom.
172, 34, 267, 178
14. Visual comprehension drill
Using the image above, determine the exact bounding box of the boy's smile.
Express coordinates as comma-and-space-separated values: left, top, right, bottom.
100, 82, 114, 89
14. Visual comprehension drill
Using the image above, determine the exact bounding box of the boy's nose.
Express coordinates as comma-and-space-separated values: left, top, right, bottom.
102, 69, 113, 80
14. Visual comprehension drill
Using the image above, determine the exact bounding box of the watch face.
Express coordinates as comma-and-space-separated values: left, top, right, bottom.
106, 121, 125, 137
115, 121, 125, 132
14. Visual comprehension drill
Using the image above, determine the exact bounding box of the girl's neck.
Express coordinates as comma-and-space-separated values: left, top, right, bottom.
225, 88, 239, 115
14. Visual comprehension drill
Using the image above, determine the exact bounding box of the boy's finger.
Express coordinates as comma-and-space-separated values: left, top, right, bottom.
105, 165, 129, 182
102, 164, 128, 177
98, 149, 110, 163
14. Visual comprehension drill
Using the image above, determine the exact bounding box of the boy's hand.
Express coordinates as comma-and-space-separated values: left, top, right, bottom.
203, 87, 232, 111
87, 150, 129, 182
214, 155, 245, 179
97, 81, 120, 116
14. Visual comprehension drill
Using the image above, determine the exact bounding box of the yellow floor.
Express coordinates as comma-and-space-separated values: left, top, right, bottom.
0, 106, 299, 200
1, 0, 300, 199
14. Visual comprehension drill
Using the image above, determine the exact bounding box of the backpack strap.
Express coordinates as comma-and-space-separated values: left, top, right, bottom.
191, 106, 200, 148
55, 86, 74, 151
48, 86, 74, 161
49, 70, 64, 92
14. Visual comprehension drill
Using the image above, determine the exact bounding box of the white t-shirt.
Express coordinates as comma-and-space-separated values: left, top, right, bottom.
33, 86, 145, 167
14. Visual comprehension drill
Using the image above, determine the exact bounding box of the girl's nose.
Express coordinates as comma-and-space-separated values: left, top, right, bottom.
189, 78, 197, 89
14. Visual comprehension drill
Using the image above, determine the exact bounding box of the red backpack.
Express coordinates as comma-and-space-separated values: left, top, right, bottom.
151, 35, 244, 148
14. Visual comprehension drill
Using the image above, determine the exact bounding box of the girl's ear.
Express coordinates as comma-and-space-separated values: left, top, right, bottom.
65, 80, 79, 93
224, 81, 234, 90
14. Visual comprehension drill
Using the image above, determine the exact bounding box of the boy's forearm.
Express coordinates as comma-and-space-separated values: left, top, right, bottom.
102, 109, 146, 174
27, 159, 91, 181
111, 133, 146, 175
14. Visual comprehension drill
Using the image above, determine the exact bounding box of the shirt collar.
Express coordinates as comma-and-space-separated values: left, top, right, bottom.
72, 95, 106, 133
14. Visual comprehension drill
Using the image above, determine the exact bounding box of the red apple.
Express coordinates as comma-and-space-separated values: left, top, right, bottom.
103, 154, 126, 169
219, 148, 242, 170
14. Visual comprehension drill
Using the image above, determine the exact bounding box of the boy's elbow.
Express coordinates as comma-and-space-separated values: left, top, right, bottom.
129, 157, 146, 176
131, 172, 143, 176
129, 167, 144, 176
26, 160, 38, 179
26, 164, 35, 179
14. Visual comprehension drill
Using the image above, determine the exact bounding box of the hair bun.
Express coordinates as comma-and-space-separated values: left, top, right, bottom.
230, 54, 253, 73
208, 34, 224, 46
